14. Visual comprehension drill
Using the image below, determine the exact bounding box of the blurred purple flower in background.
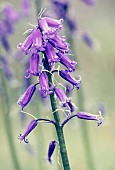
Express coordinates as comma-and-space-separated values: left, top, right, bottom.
21, 0, 31, 16
82, 32, 95, 49
81, 0, 95, 6
0, 56, 13, 80
51, 0, 77, 32
2, 4, 19, 23
0, 3, 19, 37
51, 0, 69, 19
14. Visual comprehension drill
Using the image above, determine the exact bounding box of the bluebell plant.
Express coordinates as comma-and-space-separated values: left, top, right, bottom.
17, 12, 103, 169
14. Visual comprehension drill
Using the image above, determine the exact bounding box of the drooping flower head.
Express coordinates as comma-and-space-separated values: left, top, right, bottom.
54, 87, 75, 112
18, 84, 38, 109
18, 119, 38, 143
59, 70, 81, 89
18, 14, 80, 110
76, 111, 104, 126
26, 53, 40, 78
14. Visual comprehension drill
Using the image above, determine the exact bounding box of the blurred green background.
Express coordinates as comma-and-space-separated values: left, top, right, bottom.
0, 0, 115, 170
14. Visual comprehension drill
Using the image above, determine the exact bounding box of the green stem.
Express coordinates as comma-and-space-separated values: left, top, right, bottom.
64, 20, 96, 170
44, 55, 71, 170
0, 70, 20, 170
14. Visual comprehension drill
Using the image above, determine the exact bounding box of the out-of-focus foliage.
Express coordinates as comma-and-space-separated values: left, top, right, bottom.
0, 0, 115, 170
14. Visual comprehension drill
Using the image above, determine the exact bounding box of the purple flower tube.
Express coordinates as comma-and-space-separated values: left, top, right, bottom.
18, 119, 38, 143
59, 70, 81, 89
26, 53, 40, 78
45, 43, 59, 65
39, 72, 50, 97
18, 84, 37, 109
57, 52, 77, 72
77, 112, 103, 126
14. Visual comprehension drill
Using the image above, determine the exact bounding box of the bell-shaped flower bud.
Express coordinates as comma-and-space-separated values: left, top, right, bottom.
26, 53, 40, 78
59, 70, 81, 89
43, 17, 63, 29
54, 87, 75, 112
47, 140, 57, 164
18, 84, 37, 109
77, 111, 104, 126
57, 52, 77, 72
18, 119, 38, 143
45, 43, 59, 65
39, 72, 49, 97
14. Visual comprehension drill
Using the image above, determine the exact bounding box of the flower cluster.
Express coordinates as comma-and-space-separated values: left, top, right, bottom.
18, 14, 103, 165
18, 15, 81, 113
